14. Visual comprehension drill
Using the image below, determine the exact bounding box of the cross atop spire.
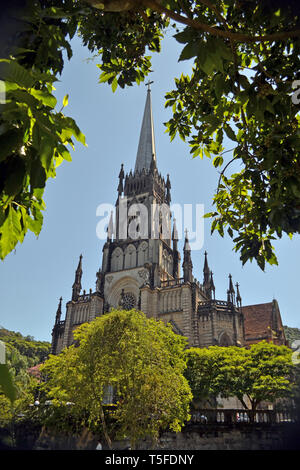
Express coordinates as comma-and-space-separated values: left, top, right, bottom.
134, 85, 156, 173
146, 79, 154, 91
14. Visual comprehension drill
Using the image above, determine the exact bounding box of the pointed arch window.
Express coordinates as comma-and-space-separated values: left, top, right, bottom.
138, 241, 148, 266
124, 244, 136, 269
111, 247, 123, 272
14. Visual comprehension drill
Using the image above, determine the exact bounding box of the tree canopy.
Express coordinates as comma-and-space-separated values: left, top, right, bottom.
185, 341, 294, 412
1, 1, 300, 269
40, 309, 192, 449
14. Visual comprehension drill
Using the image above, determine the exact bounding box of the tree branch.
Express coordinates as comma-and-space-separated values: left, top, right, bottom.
83, 0, 300, 43
141, 0, 300, 43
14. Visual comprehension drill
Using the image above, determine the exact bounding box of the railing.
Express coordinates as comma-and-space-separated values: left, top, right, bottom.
198, 299, 234, 312
161, 278, 185, 288
188, 409, 297, 425
77, 292, 92, 302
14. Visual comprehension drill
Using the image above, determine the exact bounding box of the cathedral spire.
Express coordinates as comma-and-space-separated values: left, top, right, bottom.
183, 229, 193, 283
118, 163, 124, 195
227, 273, 235, 305
134, 82, 156, 173
166, 174, 171, 205
172, 218, 180, 279
172, 217, 179, 246
203, 250, 210, 285
72, 254, 82, 301
55, 297, 62, 324
236, 282, 242, 308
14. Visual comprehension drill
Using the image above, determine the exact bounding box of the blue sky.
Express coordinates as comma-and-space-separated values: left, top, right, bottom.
0, 32, 299, 342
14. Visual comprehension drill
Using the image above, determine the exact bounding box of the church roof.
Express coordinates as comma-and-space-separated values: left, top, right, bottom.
242, 300, 286, 346
134, 84, 156, 173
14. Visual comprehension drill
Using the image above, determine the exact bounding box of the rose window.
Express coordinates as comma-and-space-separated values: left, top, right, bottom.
120, 292, 136, 311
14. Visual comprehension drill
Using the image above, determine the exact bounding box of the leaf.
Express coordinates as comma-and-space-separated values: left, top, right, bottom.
0, 59, 34, 88
224, 125, 238, 142
0, 205, 22, 259
111, 77, 118, 93
30, 159, 47, 189
28, 206, 43, 236
178, 41, 199, 61
62, 117, 87, 146
57, 144, 72, 162
173, 28, 193, 44
30, 88, 57, 108
63, 94, 69, 108
213, 156, 224, 168
0, 364, 17, 402
215, 75, 226, 100
98, 71, 116, 84
40, 136, 55, 171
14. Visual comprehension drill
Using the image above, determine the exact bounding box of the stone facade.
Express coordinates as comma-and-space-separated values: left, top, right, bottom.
51, 88, 286, 355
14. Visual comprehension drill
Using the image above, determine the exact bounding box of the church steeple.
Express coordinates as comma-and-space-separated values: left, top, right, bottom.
55, 297, 62, 324
210, 272, 215, 300
72, 254, 82, 301
166, 174, 171, 205
227, 273, 235, 305
118, 163, 124, 196
183, 229, 193, 283
134, 81, 156, 173
203, 251, 210, 286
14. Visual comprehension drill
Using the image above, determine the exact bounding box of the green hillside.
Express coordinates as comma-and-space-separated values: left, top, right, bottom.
0, 327, 50, 380
283, 326, 300, 346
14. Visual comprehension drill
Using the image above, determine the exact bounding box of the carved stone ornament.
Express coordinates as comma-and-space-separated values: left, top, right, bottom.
106, 275, 114, 284
138, 269, 149, 281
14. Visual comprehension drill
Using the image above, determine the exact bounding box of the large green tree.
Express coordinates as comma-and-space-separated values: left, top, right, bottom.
185, 342, 294, 414
40, 309, 192, 449
1, 1, 300, 269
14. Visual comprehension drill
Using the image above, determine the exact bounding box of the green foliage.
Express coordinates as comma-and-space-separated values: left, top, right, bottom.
0, 327, 48, 448
79, 7, 168, 91
0, 1, 86, 260
0, 326, 50, 426
185, 341, 294, 411
0, 328, 51, 373
40, 309, 192, 449
162, 1, 300, 270
0, 364, 18, 404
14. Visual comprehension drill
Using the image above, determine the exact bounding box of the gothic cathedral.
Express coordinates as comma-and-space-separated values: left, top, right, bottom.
51, 87, 287, 355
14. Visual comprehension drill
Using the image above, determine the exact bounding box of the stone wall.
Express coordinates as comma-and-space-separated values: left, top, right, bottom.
147, 424, 300, 450
3, 423, 299, 450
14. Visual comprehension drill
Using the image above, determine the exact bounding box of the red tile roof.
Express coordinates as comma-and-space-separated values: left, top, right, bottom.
242, 300, 286, 346
27, 363, 43, 380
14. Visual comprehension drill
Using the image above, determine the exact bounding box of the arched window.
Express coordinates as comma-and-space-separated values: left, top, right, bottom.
162, 249, 168, 272
111, 247, 123, 272
138, 241, 148, 266
168, 254, 173, 274
120, 292, 136, 310
219, 332, 232, 347
124, 244, 136, 269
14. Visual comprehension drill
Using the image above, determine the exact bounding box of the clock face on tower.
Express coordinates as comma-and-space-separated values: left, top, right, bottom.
120, 292, 136, 311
